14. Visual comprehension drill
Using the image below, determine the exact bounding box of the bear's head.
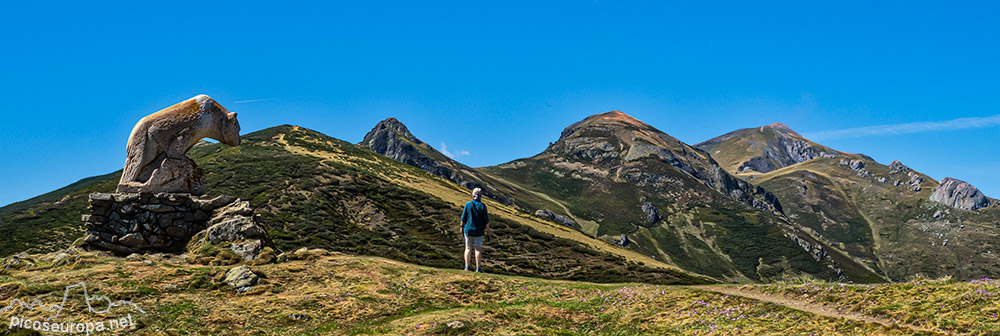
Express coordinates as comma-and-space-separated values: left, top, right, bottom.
212, 100, 241, 147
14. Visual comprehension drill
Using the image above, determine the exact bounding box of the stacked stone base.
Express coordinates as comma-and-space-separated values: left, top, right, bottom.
82, 192, 237, 254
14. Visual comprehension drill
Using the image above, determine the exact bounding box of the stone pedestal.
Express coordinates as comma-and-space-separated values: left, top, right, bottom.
82, 192, 235, 254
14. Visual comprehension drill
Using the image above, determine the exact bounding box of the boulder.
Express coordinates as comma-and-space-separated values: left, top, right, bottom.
641, 202, 661, 224
616, 234, 630, 247
848, 159, 866, 171
889, 160, 911, 173
929, 177, 990, 210
533, 209, 578, 229
224, 265, 259, 292
288, 313, 310, 321
187, 199, 277, 264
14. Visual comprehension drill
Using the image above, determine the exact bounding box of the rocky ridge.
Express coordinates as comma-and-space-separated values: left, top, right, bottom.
552, 111, 783, 214
930, 177, 991, 210
695, 123, 842, 175
360, 118, 515, 204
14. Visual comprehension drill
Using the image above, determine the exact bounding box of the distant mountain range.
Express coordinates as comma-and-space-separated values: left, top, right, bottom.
697, 122, 999, 280
2, 111, 997, 283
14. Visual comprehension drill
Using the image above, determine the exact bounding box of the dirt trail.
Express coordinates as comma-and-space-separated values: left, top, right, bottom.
694, 286, 954, 335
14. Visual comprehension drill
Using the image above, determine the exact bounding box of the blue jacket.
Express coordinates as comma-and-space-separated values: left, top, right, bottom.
461, 200, 489, 237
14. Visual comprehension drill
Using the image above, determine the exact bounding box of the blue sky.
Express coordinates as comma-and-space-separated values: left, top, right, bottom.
1, 1, 998, 206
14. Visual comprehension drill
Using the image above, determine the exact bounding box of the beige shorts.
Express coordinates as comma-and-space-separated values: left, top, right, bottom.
464, 234, 483, 249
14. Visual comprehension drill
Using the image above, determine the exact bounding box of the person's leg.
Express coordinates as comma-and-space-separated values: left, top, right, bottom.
474, 236, 483, 272
464, 234, 472, 271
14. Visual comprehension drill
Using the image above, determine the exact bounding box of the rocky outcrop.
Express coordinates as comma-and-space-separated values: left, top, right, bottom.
615, 234, 630, 247
360, 118, 514, 204
117, 95, 241, 195
908, 172, 925, 187
889, 160, 911, 173
697, 123, 838, 174
188, 199, 277, 264
641, 202, 661, 224
839, 159, 866, 171
930, 177, 990, 210
849, 160, 866, 171
736, 137, 836, 173
533, 209, 578, 229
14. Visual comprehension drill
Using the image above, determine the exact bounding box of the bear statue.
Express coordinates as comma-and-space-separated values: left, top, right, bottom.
116, 94, 240, 195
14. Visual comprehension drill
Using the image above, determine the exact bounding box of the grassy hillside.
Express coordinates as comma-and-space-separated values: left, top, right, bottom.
699, 122, 1000, 281
0, 125, 709, 285
0, 172, 119, 256
751, 157, 1000, 281
746, 277, 1000, 335
475, 113, 881, 283
0, 249, 940, 335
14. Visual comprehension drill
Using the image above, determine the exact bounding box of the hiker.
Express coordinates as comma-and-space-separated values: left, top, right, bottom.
461, 187, 490, 272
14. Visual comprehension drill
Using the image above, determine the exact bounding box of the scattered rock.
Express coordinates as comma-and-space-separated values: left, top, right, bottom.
616, 234, 630, 247
279, 247, 330, 261
933, 210, 943, 218
930, 177, 991, 210
533, 209, 578, 229
908, 172, 924, 186
224, 265, 259, 292
289, 313, 310, 321
125, 253, 144, 262
889, 160, 911, 173
641, 202, 661, 224
446, 321, 466, 329
848, 160, 866, 171
3, 254, 35, 270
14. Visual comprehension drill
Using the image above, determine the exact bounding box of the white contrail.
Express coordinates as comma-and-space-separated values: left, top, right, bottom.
803, 114, 1000, 140
233, 98, 276, 104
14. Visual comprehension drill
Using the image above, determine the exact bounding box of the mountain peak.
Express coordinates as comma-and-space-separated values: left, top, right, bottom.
763, 122, 791, 130
586, 110, 650, 127
559, 110, 658, 141
697, 122, 847, 175
760, 122, 804, 138
365, 117, 421, 145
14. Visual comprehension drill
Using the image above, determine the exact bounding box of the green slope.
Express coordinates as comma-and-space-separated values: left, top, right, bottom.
476, 112, 881, 283
702, 123, 1000, 281
0, 125, 711, 285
